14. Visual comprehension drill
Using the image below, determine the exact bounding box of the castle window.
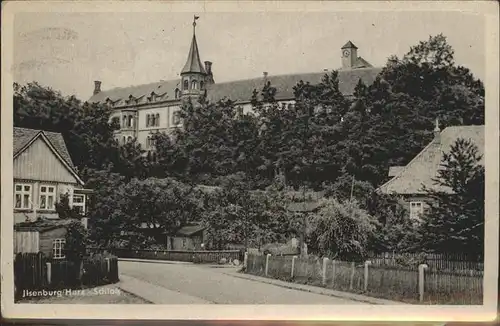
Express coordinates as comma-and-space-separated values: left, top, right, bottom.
200, 81, 204, 90
183, 80, 189, 90
191, 80, 198, 89
111, 117, 120, 128
127, 115, 133, 128
146, 136, 151, 148
172, 111, 181, 125
410, 201, 424, 220
151, 114, 156, 127
175, 88, 180, 99
127, 136, 133, 143
146, 114, 150, 127
122, 116, 127, 127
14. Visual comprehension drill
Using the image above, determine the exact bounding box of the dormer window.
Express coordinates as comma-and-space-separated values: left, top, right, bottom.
183, 80, 189, 90
191, 80, 198, 90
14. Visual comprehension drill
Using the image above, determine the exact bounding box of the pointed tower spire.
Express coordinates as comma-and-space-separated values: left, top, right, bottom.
181, 15, 206, 75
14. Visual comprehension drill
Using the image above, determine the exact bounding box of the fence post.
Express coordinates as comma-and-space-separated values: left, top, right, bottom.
265, 253, 271, 276
349, 262, 355, 290
364, 260, 372, 292
331, 260, 336, 287
418, 264, 429, 302
291, 255, 297, 279
46, 262, 52, 285
243, 252, 248, 269
322, 257, 329, 285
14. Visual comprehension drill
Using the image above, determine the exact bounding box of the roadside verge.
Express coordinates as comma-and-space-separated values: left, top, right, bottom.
221, 271, 409, 305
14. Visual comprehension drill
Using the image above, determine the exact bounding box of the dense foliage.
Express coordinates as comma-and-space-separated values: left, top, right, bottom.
13, 34, 484, 257
420, 138, 485, 257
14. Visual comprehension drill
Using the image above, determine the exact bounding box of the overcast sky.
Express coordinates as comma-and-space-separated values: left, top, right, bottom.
13, 10, 485, 100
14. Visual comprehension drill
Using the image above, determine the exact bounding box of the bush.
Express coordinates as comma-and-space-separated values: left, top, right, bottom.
81, 253, 119, 286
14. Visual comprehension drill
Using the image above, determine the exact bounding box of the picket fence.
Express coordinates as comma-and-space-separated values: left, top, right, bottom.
87, 247, 242, 264
245, 253, 483, 305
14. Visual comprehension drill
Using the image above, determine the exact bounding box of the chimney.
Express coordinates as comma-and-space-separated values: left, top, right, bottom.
93, 80, 102, 95
434, 118, 441, 139
204, 61, 212, 74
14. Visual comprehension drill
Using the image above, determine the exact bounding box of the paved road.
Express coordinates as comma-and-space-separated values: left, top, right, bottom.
119, 261, 366, 304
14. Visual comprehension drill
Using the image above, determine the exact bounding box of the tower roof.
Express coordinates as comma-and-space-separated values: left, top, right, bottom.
341, 41, 358, 49
181, 33, 206, 75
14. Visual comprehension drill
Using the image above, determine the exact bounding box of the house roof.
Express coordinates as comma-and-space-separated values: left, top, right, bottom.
181, 34, 207, 75
378, 125, 484, 195
88, 68, 382, 106
176, 224, 205, 236
14, 127, 75, 169
14, 218, 78, 233
13, 127, 84, 185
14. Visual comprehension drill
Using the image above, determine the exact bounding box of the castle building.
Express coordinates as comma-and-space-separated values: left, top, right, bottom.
88, 18, 382, 150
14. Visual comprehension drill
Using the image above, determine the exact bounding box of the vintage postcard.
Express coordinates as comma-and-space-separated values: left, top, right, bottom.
1, 0, 499, 322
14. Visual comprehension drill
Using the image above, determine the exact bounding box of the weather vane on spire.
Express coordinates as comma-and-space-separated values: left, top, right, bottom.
193, 15, 200, 34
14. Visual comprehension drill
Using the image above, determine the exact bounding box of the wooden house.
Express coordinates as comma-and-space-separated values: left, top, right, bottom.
377, 123, 484, 220
13, 127, 91, 224
166, 223, 207, 250
14, 218, 78, 258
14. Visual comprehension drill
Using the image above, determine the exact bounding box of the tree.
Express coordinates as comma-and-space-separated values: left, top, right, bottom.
307, 198, 379, 261
13, 82, 123, 180
420, 138, 484, 257
55, 193, 82, 220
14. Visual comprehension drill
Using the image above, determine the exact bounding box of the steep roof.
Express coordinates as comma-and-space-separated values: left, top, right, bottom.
88, 68, 382, 106
378, 125, 484, 195
342, 41, 358, 49
181, 34, 207, 75
14, 127, 76, 169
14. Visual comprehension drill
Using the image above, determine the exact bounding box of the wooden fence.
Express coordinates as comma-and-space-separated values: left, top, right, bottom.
369, 252, 484, 272
245, 253, 483, 305
87, 247, 242, 264
14, 252, 119, 300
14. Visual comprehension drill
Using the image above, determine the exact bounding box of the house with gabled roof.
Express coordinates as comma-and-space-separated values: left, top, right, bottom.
377, 122, 484, 220
13, 127, 91, 224
87, 17, 382, 154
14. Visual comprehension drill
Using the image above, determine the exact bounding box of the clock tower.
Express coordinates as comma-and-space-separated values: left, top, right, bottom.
341, 41, 358, 69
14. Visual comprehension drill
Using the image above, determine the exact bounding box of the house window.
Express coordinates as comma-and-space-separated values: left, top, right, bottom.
410, 201, 424, 219
53, 238, 66, 259
14, 183, 32, 209
72, 194, 86, 215
172, 111, 181, 125
183, 79, 189, 90
39, 185, 56, 210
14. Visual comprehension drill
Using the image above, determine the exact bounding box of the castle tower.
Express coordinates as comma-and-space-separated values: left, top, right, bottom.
180, 16, 213, 99
341, 41, 358, 69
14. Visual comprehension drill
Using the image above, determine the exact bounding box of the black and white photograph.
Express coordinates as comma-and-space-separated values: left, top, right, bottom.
1, 0, 498, 322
